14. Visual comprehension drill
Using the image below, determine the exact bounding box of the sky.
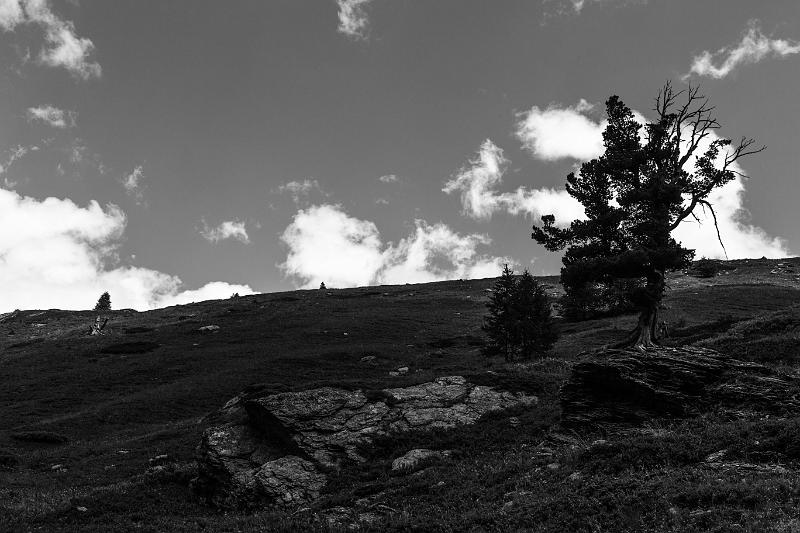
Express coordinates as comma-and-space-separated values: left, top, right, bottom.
0, 0, 798, 312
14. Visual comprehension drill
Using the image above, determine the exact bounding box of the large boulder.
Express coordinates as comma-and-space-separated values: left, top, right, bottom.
560, 346, 800, 429
193, 376, 536, 509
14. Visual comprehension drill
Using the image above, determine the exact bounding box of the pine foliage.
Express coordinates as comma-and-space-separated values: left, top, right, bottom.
482, 265, 558, 361
532, 83, 763, 347
94, 292, 111, 312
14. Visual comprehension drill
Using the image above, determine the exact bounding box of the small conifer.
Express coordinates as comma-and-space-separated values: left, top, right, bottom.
482, 264, 518, 359
94, 292, 111, 312
482, 266, 559, 361
514, 270, 559, 359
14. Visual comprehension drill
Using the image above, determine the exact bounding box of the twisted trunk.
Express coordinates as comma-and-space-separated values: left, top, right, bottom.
612, 269, 665, 351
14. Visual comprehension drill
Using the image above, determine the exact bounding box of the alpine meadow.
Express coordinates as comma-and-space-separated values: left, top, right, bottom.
1, 1, 800, 532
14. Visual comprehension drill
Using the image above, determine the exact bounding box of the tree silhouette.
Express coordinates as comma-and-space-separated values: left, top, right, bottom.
532, 83, 763, 349
482, 265, 518, 359
514, 270, 559, 359
483, 265, 558, 361
94, 292, 111, 312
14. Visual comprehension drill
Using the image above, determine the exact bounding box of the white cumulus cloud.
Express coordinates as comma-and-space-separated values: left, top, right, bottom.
443, 139, 584, 225
685, 20, 800, 79
280, 204, 510, 288
511, 99, 790, 259
336, 0, 372, 40
27, 104, 76, 128
671, 129, 789, 259
515, 99, 606, 161
200, 219, 250, 244
0, 0, 101, 79
0, 0, 25, 29
0, 187, 252, 312
378, 174, 398, 183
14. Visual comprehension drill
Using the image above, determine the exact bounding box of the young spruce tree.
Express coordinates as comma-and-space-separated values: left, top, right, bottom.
483, 265, 559, 361
515, 270, 559, 359
482, 264, 518, 359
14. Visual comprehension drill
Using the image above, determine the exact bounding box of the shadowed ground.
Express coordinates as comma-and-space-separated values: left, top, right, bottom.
2, 257, 800, 531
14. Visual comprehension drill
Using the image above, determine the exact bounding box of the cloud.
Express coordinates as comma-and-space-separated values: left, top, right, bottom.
515, 99, 607, 162
0, 0, 101, 79
547, 0, 647, 15
275, 179, 325, 204
378, 174, 398, 183
443, 139, 584, 225
672, 179, 788, 260
685, 20, 800, 79
27, 104, 76, 128
511, 99, 790, 259
336, 0, 372, 40
568, 0, 588, 12
0, 144, 31, 175
120, 165, 145, 204
0, 0, 25, 30
279, 204, 510, 288
200, 219, 250, 244
156, 281, 251, 307
671, 129, 789, 259
69, 138, 86, 163
0, 187, 252, 312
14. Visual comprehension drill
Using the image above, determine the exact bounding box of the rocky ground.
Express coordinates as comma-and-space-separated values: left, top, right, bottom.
1, 257, 800, 532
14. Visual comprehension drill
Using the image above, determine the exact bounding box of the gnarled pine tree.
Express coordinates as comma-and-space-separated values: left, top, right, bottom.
532, 83, 763, 349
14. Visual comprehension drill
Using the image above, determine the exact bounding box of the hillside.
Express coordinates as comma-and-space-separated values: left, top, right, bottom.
2, 257, 800, 532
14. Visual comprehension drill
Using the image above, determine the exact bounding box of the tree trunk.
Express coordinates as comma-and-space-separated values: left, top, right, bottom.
611, 269, 665, 351
90, 316, 109, 336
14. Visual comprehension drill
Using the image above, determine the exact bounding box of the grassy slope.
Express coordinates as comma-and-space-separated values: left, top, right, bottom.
1, 258, 800, 532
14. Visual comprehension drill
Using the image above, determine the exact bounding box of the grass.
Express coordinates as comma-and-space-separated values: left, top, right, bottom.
1, 257, 800, 531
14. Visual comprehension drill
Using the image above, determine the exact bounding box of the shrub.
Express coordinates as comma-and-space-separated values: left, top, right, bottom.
482, 265, 559, 361
94, 291, 111, 311
689, 257, 721, 278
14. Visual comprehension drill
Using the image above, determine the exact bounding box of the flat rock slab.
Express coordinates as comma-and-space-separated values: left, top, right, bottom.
560, 346, 800, 429
193, 376, 536, 509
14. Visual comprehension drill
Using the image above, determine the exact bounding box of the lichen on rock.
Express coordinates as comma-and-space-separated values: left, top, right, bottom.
193, 376, 536, 509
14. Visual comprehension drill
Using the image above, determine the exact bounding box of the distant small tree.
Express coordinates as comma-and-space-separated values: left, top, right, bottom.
688, 257, 721, 278
482, 265, 559, 361
94, 292, 111, 312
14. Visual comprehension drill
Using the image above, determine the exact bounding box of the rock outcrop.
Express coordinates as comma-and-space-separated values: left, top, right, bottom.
560, 346, 800, 429
193, 376, 536, 509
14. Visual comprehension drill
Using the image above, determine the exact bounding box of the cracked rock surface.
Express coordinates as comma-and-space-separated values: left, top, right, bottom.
560, 346, 800, 429
193, 376, 536, 509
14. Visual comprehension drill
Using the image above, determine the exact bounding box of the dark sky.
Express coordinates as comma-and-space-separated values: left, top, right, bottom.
0, 0, 798, 311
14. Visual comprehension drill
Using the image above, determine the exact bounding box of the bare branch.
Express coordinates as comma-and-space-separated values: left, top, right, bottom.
698, 199, 728, 259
